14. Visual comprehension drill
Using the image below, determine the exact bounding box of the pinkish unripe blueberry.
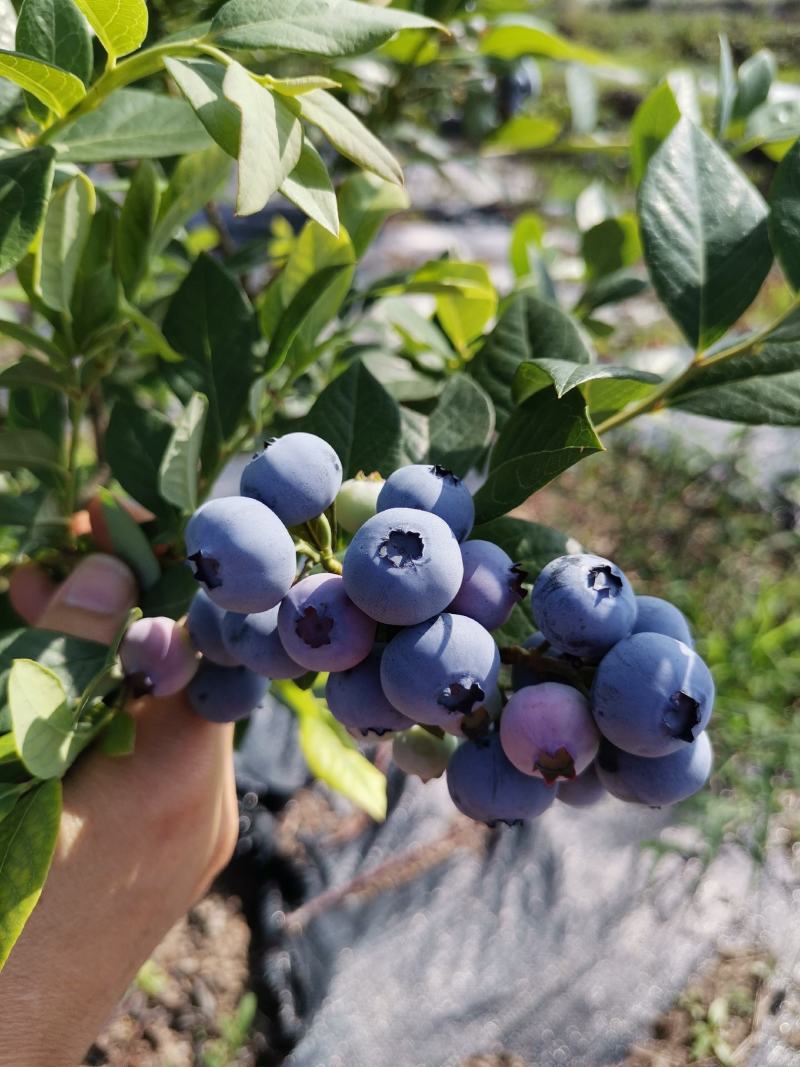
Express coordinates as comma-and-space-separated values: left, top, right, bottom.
500, 682, 599, 784
120, 616, 198, 697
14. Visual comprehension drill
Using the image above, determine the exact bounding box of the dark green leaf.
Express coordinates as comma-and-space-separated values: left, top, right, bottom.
0, 491, 40, 527
158, 392, 208, 513
576, 271, 648, 315
69, 204, 118, 348
769, 139, 800, 291
105, 400, 174, 517
115, 159, 160, 297
15, 0, 93, 121
0, 318, 63, 361
733, 49, 775, 122
397, 406, 430, 466
513, 359, 661, 402
0, 778, 61, 969
717, 33, 736, 138
140, 564, 197, 620
0, 356, 64, 392
639, 119, 772, 350
54, 90, 211, 162
470, 515, 569, 577
0, 428, 62, 479
97, 488, 160, 590
0, 147, 55, 275
581, 214, 641, 280
301, 361, 402, 478
469, 292, 593, 428
473, 388, 603, 524
630, 79, 681, 185
428, 374, 494, 477
165, 57, 240, 158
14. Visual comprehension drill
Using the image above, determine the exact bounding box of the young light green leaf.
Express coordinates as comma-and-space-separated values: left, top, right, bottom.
96, 488, 160, 590
414, 261, 497, 354
717, 33, 736, 138
100, 710, 135, 757
512, 358, 661, 403
223, 61, 303, 216
55, 90, 211, 163
486, 114, 561, 153
38, 172, 95, 313
0, 428, 62, 479
473, 388, 603, 524
0, 147, 55, 275
769, 140, 800, 291
158, 392, 208, 513
566, 63, 597, 135
298, 89, 403, 186
509, 212, 544, 278
0, 50, 85, 115
280, 141, 338, 236
115, 159, 160, 297
338, 171, 409, 257
273, 681, 386, 822
480, 21, 616, 65
151, 145, 231, 255
639, 119, 772, 351
165, 57, 240, 159
262, 73, 340, 96
585, 376, 658, 423
0, 777, 61, 970
428, 374, 494, 477
8, 659, 90, 779
73, 0, 147, 59
630, 79, 681, 185
210, 0, 442, 58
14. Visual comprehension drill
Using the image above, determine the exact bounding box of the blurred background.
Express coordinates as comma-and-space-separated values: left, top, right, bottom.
5, 0, 794, 1062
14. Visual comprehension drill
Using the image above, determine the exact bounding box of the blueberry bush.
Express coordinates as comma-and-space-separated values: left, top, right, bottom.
1, 0, 799, 970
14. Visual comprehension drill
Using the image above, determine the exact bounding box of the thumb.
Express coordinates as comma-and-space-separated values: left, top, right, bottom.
36, 554, 138, 645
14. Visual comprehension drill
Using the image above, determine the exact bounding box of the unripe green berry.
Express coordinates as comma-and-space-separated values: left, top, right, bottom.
336, 473, 384, 534
392, 726, 458, 782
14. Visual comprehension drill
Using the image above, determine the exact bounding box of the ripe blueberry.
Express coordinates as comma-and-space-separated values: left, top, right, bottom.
532, 553, 636, 658
187, 660, 267, 722
391, 726, 458, 782
557, 762, 606, 808
221, 607, 305, 680
377, 463, 475, 542
187, 589, 240, 667
120, 616, 198, 697
596, 733, 713, 807
185, 496, 296, 614
447, 539, 527, 631
591, 632, 714, 757
631, 594, 693, 646
240, 432, 342, 527
325, 647, 412, 736
500, 682, 599, 783
342, 507, 464, 625
337, 474, 384, 534
278, 572, 376, 672
446, 734, 556, 826
380, 612, 500, 730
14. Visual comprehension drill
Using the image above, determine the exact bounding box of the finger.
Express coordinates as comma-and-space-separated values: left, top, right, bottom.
36, 554, 138, 645
7, 563, 59, 625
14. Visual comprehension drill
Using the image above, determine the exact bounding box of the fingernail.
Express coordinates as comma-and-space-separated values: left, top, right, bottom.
60, 555, 137, 615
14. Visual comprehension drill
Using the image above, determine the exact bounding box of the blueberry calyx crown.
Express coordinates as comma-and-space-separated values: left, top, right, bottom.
430, 463, 460, 485
534, 746, 576, 784
377, 528, 424, 569
509, 563, 529, 600
437, 679, 485, 716
587, 564, 623, 603
295, 606, 334, 648
188, 551, 222, 590
663, 690, 701, 743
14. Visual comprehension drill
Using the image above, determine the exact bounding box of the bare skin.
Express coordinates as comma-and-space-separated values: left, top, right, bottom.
0, 556, 239, 1066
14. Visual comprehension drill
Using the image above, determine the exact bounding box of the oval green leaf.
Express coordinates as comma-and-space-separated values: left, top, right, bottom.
0, 49, 85, 115
38, 172, 95, 314
0, 147, 55, 275
73, 0, 147, 59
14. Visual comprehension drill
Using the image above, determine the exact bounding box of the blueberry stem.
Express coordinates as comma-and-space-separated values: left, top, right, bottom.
499, 644, 592, 698
304, 515, 343, 575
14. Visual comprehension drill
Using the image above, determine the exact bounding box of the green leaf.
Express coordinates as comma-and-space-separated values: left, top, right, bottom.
0, 49, 85, 115
0, 629, 107, 708
473, 387, 603, 524
265, 264, 349, 375
140, 564, 197, 620
114, 159, 160, 297
639, 119, 773, 351
0, 490, 41, 527
210, 0, 442, 58
0, 147, 55, 275
298, 89, 403, 186
38, 172, 95, 313
301, 361, 402, 478
280, 140, 338, 236
428, 374, 494, 477
717, 33, 736, 138
513, 358, 661, 403
469, 292, 593, 428
414, 261, 497, 354
566, 62, 597, 136
769, 139, 800, 291
669, 330, 800, 425
0, 777, 61, 970
223, 61, 303, 216
576, 271, 648, 316
163, 253, 257, 459
0, 428, 62, 479
584, 376, 659, 423
630, 80, 681, 185
68, 203, 118, 348
480, 21, 615, 65
743, 100, 800, 154
581, 213, 641, 281
0, 355, 64, 392
100, 710, 135, 756
15, 0, 92, 121
397, 405, 430, 466
338, 171, 408, 257
733, 49, 775, 122
158, 392, 208, 513
0, 318, 62, 361
8, 659, 89, 779
54, 90, 211, 163
471, 515, 569, 578
273, 680, 386, 821
486, 113, 561, 153
96, 488, 160, 590
165, 57, 240, 158
151, 145, 231, 255
72, 0, 147, 59
509, 211, 545, 278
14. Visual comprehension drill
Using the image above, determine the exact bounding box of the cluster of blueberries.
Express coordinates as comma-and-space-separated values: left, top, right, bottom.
119, 432, 715, 826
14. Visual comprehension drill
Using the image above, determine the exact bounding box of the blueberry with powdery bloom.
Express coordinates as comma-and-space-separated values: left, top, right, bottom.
380, 612, 500, 731
557, 762, 606, 809
591, 632, 714, 757
221, 606, 305, 680
447, 539, 527, 631
187, 589, 239, 667
187, 660, 267, 723
631, 594, 694, 647
392, 726, 459, 782
342, 507, 463, 626
446, 734, 556, 826
377, 463, 475, 542
185, 496, 296, 614
500, 682, 599, 784
325, 647, 412, 737
278, 572, 376, 672
532, 553, 636, 659
240, 432, 342, 527
596, 733, 713, 807
120, 617, 198, 697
